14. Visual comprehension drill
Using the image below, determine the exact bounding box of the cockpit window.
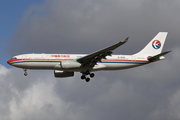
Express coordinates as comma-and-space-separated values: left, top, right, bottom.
11, 57, 17, 59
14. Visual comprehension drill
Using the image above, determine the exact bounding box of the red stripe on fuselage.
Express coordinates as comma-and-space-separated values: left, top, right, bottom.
7, 59, 73, 64
7, 58, 149, 65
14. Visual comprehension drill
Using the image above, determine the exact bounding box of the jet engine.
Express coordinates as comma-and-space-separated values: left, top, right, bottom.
60, 61, 81, 69
54, 70, 74, 77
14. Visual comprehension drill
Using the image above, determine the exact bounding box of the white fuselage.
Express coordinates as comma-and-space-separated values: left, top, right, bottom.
7, 53, 149, 72
6, 32, 169, 81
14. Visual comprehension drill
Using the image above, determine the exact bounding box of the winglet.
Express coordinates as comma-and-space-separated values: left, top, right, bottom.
121, 37, 129, 43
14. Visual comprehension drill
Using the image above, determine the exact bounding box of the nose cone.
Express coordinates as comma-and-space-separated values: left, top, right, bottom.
7, 59, 12, 65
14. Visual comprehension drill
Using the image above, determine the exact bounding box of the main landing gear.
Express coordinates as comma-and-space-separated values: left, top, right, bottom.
81, 71, 95, 82
23, 69, 28, 76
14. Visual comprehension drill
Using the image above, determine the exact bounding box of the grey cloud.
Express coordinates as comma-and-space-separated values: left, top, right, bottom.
8, 0, 180, 55
1, 47, 180, 120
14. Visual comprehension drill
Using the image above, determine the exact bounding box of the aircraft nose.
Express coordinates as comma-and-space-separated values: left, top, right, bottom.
7, 59, 12, 65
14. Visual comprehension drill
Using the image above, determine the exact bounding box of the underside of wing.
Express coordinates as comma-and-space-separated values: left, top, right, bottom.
76, 37, 129, 67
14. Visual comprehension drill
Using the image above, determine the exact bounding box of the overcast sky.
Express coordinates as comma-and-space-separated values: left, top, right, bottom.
0, 0, 180, 120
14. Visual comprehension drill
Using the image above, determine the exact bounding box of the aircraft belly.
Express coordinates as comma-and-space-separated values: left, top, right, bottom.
13, 62, 57, 69
101, 62, 142, 70
12, 62, 29, 69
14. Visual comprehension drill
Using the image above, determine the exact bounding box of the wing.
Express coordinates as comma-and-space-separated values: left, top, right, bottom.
76, 37, 129, 66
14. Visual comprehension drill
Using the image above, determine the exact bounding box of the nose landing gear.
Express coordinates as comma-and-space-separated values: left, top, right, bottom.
23, 69, 28, 76
81, 71, 95, 82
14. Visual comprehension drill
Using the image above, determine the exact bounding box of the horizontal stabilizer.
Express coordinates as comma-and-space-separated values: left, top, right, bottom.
148, 51, 171, 62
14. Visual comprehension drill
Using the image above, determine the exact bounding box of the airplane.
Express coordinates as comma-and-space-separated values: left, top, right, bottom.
7, 32, 171, 82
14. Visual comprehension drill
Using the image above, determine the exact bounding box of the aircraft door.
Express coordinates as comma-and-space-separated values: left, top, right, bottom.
22, 55, 27, 60
132, 56, 136, 62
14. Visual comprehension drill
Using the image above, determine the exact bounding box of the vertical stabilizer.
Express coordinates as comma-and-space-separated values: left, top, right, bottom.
135, 32, 168, 56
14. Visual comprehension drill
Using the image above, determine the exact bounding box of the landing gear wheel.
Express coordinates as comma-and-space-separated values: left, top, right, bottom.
81, 75, 86, 80
85, 70, 90, 75
23, 69, 28, 76
81, 70, 95, 82
24, 72, 28, 76
90, 73, 95, 78
85, 77, 90, 82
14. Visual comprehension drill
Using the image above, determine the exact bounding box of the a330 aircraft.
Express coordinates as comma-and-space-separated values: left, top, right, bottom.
7, 32, 170, 82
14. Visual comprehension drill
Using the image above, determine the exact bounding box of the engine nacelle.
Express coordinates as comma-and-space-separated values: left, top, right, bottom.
61, 61, 81, 69
54, 70, 74, 78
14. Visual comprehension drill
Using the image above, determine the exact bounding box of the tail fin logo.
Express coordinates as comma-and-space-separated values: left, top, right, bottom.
152, 40, 161, 49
